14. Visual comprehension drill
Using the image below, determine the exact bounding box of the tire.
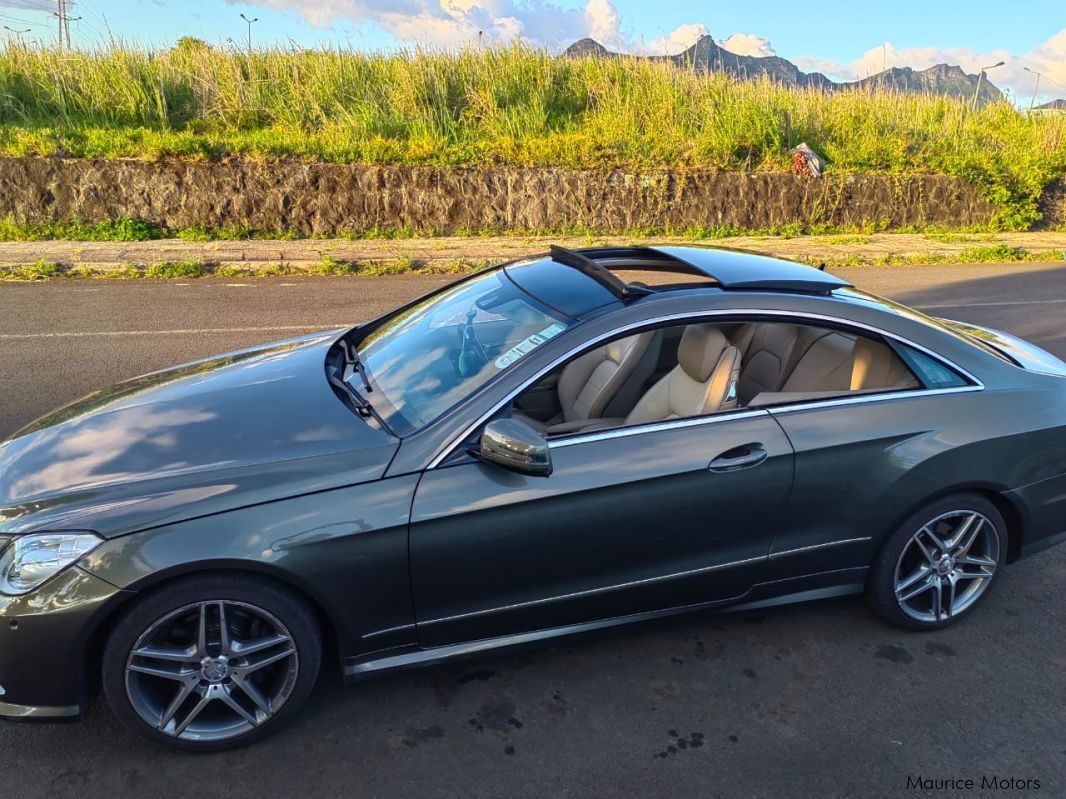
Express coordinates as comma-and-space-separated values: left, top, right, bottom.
102, 573, 322, 752
867, 493, 1007, 631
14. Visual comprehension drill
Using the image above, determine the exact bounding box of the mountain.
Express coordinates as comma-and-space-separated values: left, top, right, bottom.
851, 64, 1003, 106
563, 35, 1004, 105
1036, 99, 1066, 110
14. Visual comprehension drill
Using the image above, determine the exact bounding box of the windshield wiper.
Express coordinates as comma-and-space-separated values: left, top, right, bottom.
331, 339, 395, 436
341, 340, 373, 393
329, 372, 395, 436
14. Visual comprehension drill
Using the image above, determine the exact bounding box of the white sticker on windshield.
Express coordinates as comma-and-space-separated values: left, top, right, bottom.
494, 322, 567, 369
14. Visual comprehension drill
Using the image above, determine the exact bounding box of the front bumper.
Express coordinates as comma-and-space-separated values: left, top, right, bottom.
0, 566, 129, 721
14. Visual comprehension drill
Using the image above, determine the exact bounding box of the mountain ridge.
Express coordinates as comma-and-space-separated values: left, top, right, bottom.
564, 35, 1005, 106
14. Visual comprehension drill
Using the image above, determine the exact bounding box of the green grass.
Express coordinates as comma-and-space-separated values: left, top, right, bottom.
0, 43, 1063, 228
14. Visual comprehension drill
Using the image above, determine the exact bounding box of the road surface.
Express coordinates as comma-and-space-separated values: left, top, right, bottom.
0, 263, 1064, 799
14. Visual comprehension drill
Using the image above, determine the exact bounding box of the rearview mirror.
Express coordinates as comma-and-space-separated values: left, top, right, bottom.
478, 418, 553, 477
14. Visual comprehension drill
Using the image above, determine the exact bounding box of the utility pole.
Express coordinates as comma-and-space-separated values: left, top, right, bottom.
240, 13, 258, 52
971, 61, 1004, 112
1023, 67, 1042, 114
54, 0, 79, 49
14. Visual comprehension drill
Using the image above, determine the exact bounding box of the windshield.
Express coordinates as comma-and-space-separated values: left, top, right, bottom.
355, 269, 574, 434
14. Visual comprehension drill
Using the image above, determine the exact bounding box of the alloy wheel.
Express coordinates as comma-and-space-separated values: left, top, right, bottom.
124, 600, 300, 742
893, 510, 999, 623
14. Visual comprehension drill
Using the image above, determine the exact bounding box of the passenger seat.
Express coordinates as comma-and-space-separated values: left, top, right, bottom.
625, 325, 741, 424
518, 331, 660, 434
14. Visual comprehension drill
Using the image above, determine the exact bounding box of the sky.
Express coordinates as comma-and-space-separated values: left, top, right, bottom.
1, 0, 1064, 103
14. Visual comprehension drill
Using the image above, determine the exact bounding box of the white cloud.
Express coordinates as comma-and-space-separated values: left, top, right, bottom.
794, 29, 1066, 102
642, 23, 708, 56
238, 0, 624, 48
720, 33, 775, 58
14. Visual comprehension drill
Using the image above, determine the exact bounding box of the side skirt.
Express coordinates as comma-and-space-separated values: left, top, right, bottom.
343, 566, 868, 680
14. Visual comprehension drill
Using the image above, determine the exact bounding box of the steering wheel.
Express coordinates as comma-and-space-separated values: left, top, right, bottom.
457, 309, 489, 377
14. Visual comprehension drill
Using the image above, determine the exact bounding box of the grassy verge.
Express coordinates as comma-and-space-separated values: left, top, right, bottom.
0, 255, 489, 281
802, 246, 1064, 268
0, 43, 1064, 228
0, 216, 1023, 243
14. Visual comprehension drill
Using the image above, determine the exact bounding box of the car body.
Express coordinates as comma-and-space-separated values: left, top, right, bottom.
2, 245, 1065, 747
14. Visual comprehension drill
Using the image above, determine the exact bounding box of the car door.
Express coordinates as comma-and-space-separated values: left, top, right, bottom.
408, 410, 794, 647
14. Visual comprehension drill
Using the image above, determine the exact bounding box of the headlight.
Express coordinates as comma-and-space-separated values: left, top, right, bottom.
0, 533, 103, 596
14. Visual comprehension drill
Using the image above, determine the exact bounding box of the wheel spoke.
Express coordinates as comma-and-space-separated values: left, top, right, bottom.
231, 673, 272, 716
897, 573, 936, 603
922, 525, 949, 554
932, 577, 945, 620
230, 633, 293, 659
958, 553, 997, 568
197, 602, 209, 657
944, 575, 957, 618
128, 661, 197, 682
158, 677, 200, 731
173, 685, 214, 736
951, 514, 983, 554
957, 566, 994, 581
132, 643, 198, 663
897, 565, 931, 594
218, 602, 232, 656
912, 530, 937, 563
220, 685, 259, 727
235, 645, 296, 676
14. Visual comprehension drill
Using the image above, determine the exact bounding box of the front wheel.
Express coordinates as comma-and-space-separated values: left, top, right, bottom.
867, 493, 1006, 630
102, 573, 322, 751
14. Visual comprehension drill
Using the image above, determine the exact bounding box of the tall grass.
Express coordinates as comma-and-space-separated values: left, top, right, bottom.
0, 42, 1063, 227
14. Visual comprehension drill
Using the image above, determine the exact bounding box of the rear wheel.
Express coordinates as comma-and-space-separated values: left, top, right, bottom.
102, 574, 322, 751
867, 494, 1005, 630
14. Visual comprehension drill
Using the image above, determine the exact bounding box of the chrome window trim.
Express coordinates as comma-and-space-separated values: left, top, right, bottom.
427, 307, 985, 469
418, 553, 766, 626
548, 409, 768, 449
765, 384, 982, 416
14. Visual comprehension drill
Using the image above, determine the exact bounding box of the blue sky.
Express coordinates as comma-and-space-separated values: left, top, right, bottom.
2, 0, 1064, 100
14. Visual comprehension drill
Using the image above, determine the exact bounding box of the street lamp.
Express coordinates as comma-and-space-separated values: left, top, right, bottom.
240, 13, 258, 52
971, 61, 1004, 112
3, 26, 31, 45
1023, 66, 1043, 113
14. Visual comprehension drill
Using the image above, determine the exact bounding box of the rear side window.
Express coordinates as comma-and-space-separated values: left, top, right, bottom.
895, 344, 969, 389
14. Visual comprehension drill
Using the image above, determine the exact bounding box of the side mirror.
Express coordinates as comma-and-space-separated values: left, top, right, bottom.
477, 418, 553, 477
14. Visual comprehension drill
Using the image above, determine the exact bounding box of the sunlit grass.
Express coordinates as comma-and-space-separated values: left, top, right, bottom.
0, 41, 1063, 227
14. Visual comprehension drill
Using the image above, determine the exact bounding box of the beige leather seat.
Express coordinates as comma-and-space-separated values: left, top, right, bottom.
732, 322, 804, 404
519, 331, 659, 433
769, 329, 919, 397
625, 325, 741, 424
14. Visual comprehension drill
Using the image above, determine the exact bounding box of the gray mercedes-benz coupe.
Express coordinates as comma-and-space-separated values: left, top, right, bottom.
2, 245, 1065, 750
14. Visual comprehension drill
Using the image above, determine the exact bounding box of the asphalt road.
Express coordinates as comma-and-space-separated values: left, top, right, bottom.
1, 263, 1065, 799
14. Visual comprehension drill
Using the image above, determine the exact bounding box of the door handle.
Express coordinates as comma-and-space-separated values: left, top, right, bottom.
708, 443, 769, 473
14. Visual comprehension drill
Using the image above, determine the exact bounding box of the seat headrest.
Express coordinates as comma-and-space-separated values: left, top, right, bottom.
677, 324, 730, 382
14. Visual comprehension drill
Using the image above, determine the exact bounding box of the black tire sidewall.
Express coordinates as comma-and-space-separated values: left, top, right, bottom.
102, 573, 322, 752
867, 493, 1007, 631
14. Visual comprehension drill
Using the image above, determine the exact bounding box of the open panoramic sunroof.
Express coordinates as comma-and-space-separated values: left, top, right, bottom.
549, 245, 852, 296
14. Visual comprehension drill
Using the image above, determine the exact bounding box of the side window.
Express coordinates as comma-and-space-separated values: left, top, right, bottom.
893, 343, 970, 389
734, 321, 920, 407
511, 322, 741, 437
507, 318, 936, 440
